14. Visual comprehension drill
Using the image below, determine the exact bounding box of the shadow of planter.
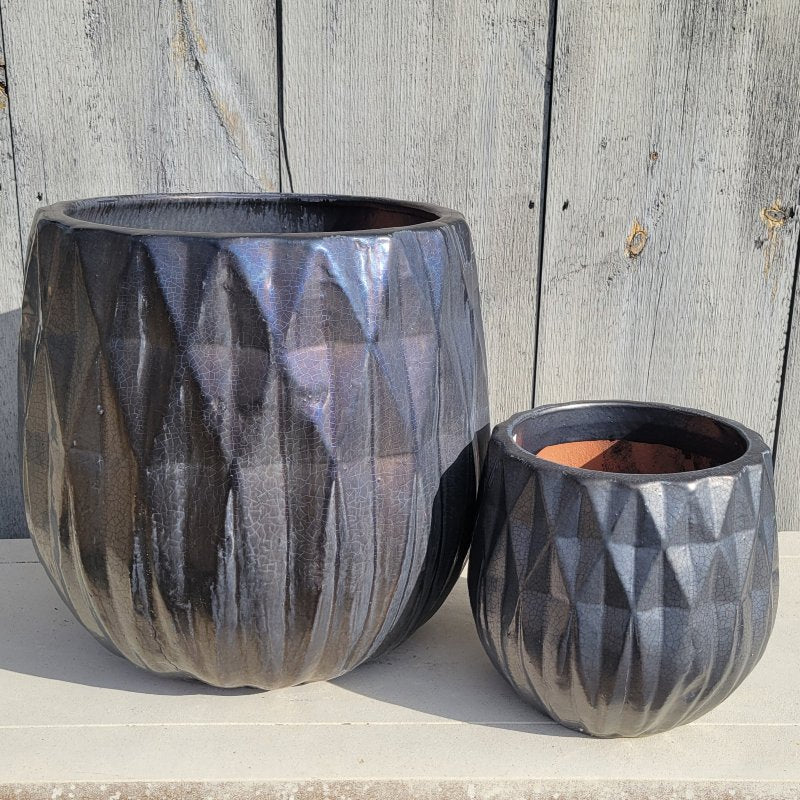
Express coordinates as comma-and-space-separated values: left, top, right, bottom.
0, 307, 24, 538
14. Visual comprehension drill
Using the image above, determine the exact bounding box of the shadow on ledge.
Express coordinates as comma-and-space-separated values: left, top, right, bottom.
0, 547, 575, 735
1, 427, 573, 734
330, 575, 577, 737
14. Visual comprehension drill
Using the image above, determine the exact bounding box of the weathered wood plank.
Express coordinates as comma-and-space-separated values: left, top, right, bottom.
535, 1, 800, 466
775, 290, 800, 529
282, 0, 550, 424
0, 20, 24, 536
2, 0, 280, 232
0, 0, 280, 536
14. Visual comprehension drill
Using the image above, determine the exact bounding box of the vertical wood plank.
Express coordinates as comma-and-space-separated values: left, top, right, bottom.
0, 0, 280, 536
282, 0, 551, 424
0, 19, 24, 536
775, 278, 800, 529
2, 0, 280, 235
535, 1, 800, 454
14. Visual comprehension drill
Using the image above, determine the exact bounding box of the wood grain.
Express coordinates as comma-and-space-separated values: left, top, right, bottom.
535, 1, 800, 459
3, 0, 800, 532
775, 283, 800, 528
0, 22, 24, 536
281, 0, 551, 424
0, 0, 280, 535
2, 0, 280, 232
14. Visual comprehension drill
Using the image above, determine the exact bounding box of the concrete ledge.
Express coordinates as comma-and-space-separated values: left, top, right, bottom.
1, 534, 799, 798
1, 782, 800, 800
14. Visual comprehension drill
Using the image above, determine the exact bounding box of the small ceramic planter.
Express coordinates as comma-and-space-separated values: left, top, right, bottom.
19, 193, 490, 689
469, 401, 779, 737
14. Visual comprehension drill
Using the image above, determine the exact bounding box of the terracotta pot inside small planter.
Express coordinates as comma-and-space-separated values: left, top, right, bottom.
535, 439, 714, 473
510, 403, 748, 476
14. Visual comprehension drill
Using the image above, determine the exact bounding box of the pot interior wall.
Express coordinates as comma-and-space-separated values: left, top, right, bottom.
513, 404, 748, 475
536, 439, 714, 473
65, 196, 438, 235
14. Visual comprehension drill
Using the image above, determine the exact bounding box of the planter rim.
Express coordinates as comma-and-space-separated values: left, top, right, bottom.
496, 400, 769, 483
35, 192, 464, 239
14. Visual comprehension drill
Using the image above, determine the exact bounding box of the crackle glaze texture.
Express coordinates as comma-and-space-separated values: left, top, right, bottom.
19, 193, 489, 689
469, 402, 779, 737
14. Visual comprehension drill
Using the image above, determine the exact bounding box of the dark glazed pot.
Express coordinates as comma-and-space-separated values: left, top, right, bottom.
19, 193, 489, 688
468, 401, 778, 737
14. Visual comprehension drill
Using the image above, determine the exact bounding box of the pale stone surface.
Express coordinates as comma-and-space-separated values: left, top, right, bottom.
1, 535, 799, 796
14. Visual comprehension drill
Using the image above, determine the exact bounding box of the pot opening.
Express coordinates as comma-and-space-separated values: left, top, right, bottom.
512, 404, 748, 475
535, 439, 715, 473
64, 195, 440, 235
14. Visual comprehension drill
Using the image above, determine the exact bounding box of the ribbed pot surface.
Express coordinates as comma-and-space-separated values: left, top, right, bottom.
20, 193, 490, 688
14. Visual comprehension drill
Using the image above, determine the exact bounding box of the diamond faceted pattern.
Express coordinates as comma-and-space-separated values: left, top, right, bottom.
469, 417, 779, 737
20, 197, 490, 689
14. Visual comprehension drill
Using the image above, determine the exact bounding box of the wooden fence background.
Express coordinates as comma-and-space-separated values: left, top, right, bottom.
0, 0, 798, 536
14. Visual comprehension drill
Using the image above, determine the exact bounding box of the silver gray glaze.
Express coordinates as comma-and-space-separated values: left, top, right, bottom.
19, 193, 489, 689
469, 401, 779, 737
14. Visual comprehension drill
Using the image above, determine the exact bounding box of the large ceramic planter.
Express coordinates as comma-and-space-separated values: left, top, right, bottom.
19, 193, 489, 689
469, 401, 778, 737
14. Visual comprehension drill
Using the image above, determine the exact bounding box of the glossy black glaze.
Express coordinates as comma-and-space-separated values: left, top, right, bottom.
469, 401, 779, 737
19, 193, 490, 688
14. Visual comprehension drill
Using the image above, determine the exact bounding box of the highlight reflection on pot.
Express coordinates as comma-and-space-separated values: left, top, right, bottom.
471, 401, 779, 738
19, 193, 490, 689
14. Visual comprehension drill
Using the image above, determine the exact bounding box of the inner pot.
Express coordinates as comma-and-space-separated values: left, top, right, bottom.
512, 402, 748, 475
63, 194, 440, 235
